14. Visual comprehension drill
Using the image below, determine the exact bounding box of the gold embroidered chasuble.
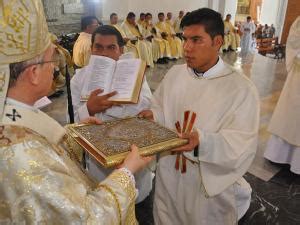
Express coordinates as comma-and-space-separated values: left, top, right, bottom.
0, 102, 137, 224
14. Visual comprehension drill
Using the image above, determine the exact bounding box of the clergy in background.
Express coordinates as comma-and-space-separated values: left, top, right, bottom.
156, 12, 183, 59
240, 16, 256, 56
71, 25, 153, 203
143, 13, 172, 63
121, 12, 154, 67
73, 16, 100, 68
173, 10, 185, 36
166, 12, 173, 27
140, 8, 260, 224
0, 0, 152, 223
264, 16, 300, 174
222, 14, 240, 52
137, 12, 146, 27
110, 12, 140, 58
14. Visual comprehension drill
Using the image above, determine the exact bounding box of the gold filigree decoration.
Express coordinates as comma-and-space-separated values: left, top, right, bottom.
109, 170, 137, 224
97, 184, 122, 225
0, 0, 31, 55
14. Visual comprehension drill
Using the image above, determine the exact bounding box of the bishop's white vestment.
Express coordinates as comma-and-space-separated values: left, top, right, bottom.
0, 98, 138, 224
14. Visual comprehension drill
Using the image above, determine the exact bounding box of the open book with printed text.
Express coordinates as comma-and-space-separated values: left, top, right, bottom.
80, 55, 146, 103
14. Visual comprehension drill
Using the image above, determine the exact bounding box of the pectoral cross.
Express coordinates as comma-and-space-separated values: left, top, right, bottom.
6, 109, 21, 121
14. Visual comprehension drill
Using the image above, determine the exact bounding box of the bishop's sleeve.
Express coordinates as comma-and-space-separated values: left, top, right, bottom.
0, 128, 137, 224
197, 85, 260, 197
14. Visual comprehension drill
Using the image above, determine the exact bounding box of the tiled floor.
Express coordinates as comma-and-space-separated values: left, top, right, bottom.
43, 51, 300, 224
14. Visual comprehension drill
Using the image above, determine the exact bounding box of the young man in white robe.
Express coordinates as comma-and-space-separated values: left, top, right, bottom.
264, 16, 300, 174
71, 25, 154, 203
139, 8, 260, 224
73, 16, 100, 68
0, 1, 152, 223
240, 16, 256, 56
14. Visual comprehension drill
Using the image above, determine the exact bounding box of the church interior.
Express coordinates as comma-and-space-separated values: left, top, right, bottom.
1, 0, 300, 224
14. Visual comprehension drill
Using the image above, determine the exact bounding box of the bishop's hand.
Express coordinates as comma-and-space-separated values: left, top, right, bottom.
120, 145, 153, 174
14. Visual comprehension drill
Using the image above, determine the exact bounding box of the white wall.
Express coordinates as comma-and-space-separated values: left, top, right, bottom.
100, 0, 239, 25
260, 0, 288, 41
222, 0, 238, 22
100, 0, 129, 21
260, 0, 280, 25
101, 0, 208, 22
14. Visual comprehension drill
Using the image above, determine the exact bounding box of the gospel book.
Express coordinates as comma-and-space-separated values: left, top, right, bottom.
67, 117, 188, 168
80, 55, 146, 103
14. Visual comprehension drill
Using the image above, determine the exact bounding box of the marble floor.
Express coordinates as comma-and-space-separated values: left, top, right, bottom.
43, 51, 300, 224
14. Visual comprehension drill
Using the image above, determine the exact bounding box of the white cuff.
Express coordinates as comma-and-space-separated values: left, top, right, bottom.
118, 167, 139, 198
77, 103, 90, 121
118, 167, 136, 186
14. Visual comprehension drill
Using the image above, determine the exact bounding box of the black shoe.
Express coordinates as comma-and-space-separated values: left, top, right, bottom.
157, 58, 167, 64
163, 58, 169, 63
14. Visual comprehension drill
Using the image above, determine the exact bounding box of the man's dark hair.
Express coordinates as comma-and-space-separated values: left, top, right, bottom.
158, 12, 164, 17
81, 16, 99, 31
146, 13, 152, 17
226, 14, 231, 17
91, 25, 125, 47
110, 13, 117, 20
127, 12, 136, 19
180, 8, 224, 39
140, 13, 145, 17
247, 16, 251, 20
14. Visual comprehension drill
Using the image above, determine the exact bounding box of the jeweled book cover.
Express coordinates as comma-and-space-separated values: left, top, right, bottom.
67, 117, 188, 168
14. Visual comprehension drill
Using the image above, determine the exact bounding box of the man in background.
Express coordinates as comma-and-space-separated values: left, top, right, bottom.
156, 12, 182, 59
71, 25, 153, 204
166, 12, 173, 27
121, 12, 154, 67
222, 14, 240, 52
173, 10, 185, 37
73, 16, 100, 68
110, 12, 140, 58
240, 16, 256, 55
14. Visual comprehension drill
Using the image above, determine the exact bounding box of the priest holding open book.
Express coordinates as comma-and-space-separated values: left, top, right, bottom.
71, 25, 153, 203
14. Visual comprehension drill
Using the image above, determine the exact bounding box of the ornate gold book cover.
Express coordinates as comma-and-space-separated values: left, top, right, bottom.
67, 117, 187, 168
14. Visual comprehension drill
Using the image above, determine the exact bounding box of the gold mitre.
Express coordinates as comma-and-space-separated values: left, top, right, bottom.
0, 0, 51, 119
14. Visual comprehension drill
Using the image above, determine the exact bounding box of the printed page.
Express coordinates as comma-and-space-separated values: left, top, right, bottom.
110, 58, 141, 100
85, 55, 116, 95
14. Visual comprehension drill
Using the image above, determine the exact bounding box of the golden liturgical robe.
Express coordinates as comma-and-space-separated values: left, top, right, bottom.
0, 101, 137, 224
